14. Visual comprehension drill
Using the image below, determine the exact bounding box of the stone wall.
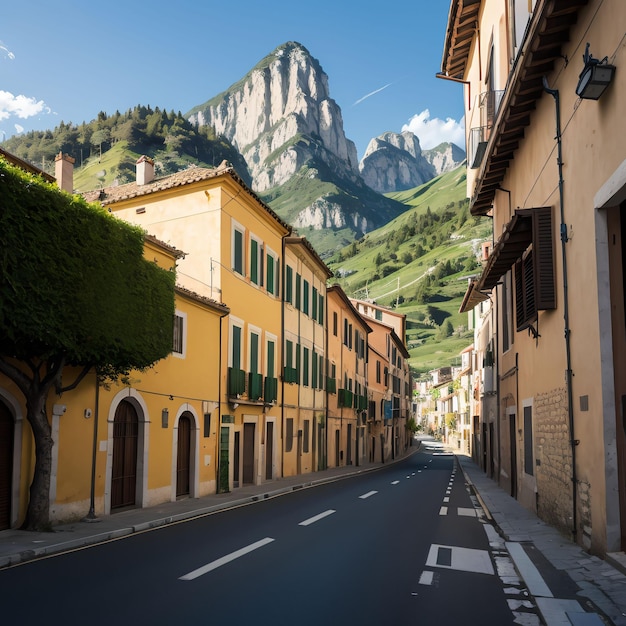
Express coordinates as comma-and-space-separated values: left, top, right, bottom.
534, 387, 575, 537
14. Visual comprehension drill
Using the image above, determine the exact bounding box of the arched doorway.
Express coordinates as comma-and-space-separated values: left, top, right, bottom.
0, 400, 13, 530
111, 400, 138, 510
176, 412, 192, 497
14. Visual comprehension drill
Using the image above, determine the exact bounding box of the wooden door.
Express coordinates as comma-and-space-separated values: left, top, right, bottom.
111, 401, 138, 509
243, 423, 255, 484
509, 414, 518, 498
176, 413, 191, 497
0, 401, 13, 530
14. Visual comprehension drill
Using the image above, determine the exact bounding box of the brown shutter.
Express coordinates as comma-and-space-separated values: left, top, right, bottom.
514, 259, 525, 330
532, 206, 556, 310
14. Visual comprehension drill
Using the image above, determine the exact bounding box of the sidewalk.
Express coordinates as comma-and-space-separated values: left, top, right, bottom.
3, 443, 626, 625
456, 451, 626, 626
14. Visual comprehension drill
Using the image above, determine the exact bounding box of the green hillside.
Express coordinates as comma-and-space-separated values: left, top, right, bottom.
326, 166, 492, 377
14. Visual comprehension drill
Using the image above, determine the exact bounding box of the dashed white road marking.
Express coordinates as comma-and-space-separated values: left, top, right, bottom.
419, 571, 434, 585
439, 506, 448, 516
299, 510, 336, 526
443, 496, 450, 503
179, 537, 275, 580
391, 480, 400, 485
359, 491, 378, 499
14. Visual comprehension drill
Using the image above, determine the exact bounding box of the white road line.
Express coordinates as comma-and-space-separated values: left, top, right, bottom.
439, 506, 448, 515
506, 542, 553, 597
179, 537, 274, 580
359, 491, 378, 499
299, 509, 336, 526
426, 543, 494, 575
457, 507, 477, 517
391, 480, 400, 485
419, 570, 434, 585
443, 496, 449, 503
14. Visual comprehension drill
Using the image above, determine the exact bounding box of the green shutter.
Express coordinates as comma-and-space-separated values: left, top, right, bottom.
267, 255, 274, 294
286, 265, 293, 303
303, 280, 309, 315
318, 295, 324, 324
250, 332, 259, 374
295, 273, 301, 310
312, 287, 318, 320
232, 326, 241, 370
250, 239, 258, 284
267, 340, 275, 376
311, 349, 318, 388
303, 347, 309, 386
234, 229, 243, 275
286, 339, 293, 368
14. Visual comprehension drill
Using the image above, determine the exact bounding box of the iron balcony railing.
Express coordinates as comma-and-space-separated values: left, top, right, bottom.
468, 90, 505, 169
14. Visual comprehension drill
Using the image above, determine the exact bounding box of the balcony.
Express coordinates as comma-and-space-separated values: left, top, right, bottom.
248, 372, 263, 401
338, 388, 354, 408
228, 367, 246, 398
468, 90, 504, 169
264, 376, 278, 404
326, 377, 336, 394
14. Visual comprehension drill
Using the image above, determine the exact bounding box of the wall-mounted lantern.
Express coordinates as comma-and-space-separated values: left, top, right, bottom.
576, 43, 616, 100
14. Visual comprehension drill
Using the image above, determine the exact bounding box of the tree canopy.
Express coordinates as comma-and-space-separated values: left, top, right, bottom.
0, 156, 175, 376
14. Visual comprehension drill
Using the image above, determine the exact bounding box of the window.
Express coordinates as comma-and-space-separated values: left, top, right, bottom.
303, 279, 310, 315
523, 402, 534, 476
344, 318, 349, 346
266, 249, 278, 296
333, 311, 338, 336
285, 265, 293, 303
376, 360, 381, 383
232, 223, 245, 275
249, 330, 260, 374
502, 271, 513, 352
230, 323, 242, 370
312, 287, 318, 320
311, 349, 318, 388
303, 346, 310, 386
250, 237, 263, 286
172, 311, 186, 357
318, 354, 324, 390
295, 273, 301, 310
375, 309, 382, 321
318, 294, 324, 325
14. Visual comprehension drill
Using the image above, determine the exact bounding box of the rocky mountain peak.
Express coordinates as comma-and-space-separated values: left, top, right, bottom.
188, 41, 358, 192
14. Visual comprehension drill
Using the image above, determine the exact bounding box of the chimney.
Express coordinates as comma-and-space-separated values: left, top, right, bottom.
136, 155, 155, 185
54, 152, 75, 193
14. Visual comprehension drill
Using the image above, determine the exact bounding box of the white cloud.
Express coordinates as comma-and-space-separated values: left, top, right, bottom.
14, 123, 24, 133
402, 109, 465, 150
0, 90, 47, 121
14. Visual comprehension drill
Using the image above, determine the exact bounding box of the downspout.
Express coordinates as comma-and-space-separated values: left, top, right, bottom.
215, 306, 229, 493
543, 78, 578, 542
83, 369, 99, 522
281, 234, 287, 479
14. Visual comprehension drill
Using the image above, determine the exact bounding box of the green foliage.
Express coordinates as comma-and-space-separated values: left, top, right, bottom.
2, 105, 249, 190
0, 157, 175, 375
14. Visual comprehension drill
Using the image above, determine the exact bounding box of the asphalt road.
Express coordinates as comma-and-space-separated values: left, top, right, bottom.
1, 447, 521, 625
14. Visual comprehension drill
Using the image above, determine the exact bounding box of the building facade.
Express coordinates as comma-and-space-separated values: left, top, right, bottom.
442, 0, 626, 553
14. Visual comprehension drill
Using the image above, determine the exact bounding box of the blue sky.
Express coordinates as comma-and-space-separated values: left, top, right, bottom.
0, 1, 465, 159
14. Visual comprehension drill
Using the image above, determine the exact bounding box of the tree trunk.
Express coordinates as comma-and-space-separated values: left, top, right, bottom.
21, 388, 54, 531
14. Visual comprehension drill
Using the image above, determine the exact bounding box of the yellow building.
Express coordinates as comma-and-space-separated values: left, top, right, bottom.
326, 286, 371, 468
84, 158, 290, 493
351, 300, 412, 461
0, 230, 227, 526
442, 0, 626, 553
282, 236, 333, 476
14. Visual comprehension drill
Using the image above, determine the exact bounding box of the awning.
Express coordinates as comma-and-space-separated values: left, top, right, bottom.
477, 210, 533, 291
459, 279, 490, 313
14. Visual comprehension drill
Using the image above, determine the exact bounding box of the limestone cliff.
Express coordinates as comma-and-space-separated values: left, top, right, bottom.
188, 41, 358, 192
358, 131, 465, 194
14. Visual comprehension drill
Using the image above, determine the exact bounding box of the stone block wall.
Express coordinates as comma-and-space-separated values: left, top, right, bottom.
534, 387, 574, 537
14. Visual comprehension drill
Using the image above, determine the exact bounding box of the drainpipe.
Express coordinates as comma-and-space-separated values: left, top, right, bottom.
215, 307, 229, 493
543, 78, 578, 542
83, 369, 99, 522
281, 234, 287, 479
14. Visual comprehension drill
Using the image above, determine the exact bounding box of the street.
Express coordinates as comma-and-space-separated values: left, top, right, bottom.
1, 447, 532, 625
